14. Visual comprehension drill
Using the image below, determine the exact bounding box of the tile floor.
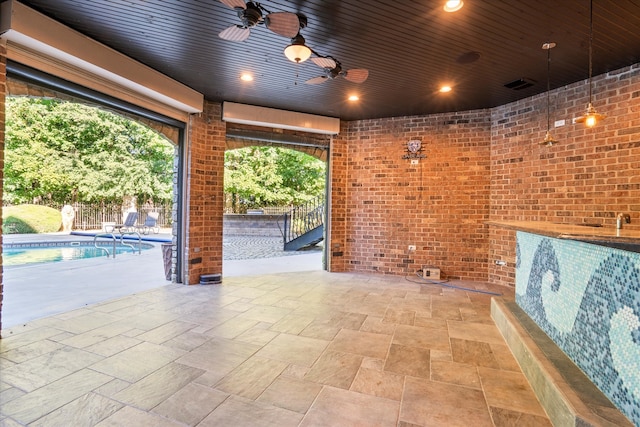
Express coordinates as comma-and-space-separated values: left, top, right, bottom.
0, 271, 552, 426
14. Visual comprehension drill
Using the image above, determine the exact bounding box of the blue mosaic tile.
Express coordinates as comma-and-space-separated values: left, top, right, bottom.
516, 231, 640, 426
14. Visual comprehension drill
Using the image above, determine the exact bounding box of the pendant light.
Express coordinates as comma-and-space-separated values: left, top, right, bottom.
540, 42, 558, 146
575, 0, 605, 127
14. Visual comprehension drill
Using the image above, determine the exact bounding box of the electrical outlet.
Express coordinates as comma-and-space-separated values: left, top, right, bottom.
408, 245, 416, 251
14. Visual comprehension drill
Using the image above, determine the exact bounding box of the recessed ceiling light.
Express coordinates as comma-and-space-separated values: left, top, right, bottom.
439, 85, 452, 93
240, 73, 253, 82
348, 95, 359, 102
443, 0, 464, 12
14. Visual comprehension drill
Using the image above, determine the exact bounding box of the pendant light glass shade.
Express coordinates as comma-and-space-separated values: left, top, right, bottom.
576, 0, 605, 127
575, 103, 605, 128
284, 34, 311, 63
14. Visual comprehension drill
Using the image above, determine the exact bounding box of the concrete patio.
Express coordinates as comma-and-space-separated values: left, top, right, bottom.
2, 233, 322, 329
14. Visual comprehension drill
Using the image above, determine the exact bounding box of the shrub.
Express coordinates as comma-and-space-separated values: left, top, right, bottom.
2, 204, 62, 234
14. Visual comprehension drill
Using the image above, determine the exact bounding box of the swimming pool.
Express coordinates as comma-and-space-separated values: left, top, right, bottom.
3, 242, 154, 267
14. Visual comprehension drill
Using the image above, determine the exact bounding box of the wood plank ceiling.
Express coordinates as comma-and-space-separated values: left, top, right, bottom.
13, 0, 640, 121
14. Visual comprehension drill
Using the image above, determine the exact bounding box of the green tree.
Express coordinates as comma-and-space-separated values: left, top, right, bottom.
224, 147, 325, 212
4, 97, 174, 205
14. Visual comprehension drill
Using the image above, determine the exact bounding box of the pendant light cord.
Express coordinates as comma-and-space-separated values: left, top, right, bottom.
588, 0, 593, 103
547, 46, 552, 132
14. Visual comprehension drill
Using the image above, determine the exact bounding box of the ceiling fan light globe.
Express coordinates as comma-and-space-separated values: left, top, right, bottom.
284, 43, 311, 63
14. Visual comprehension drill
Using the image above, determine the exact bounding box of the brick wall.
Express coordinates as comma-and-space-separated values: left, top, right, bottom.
329, 111, 492, 280
329, 63, 640, 285
0, 41, 5, 335
328, 125, 349, 272
488, 64, 640, 286
184, 101, 225, 285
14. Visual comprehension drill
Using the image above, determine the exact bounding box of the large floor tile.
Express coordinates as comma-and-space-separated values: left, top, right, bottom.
28, 393, 122, 427
448, 320, 506, 345
238, 305, 292, 323
95, 405, 185, 427
1, 346, 104, 392
327, 328, 392, 358
430, 360, 481, 389
215, 355, 288, 399
303, 348, 362, 388
176, 335, 260, 374
478, 367, 548, 417
257, 376, 323, 413
350, 366, 404, 400
110, 362, 204, 410
384, 343, 430, 379
450, 337, 500, 368
89, 341, 185, 383
392, 324, 450, 351
255, 333, 329, 367
300, 386, 399, 427
151, 383, 228, 425
1, 369, 113, 424
0, 272, 552, 426
400, 376, 493, 427
198, 395, 302, 427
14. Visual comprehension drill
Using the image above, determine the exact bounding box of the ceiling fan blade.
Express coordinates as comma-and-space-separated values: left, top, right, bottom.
219, 25, 251, 42
306, 76, 329, 85
311, 57, 336, 69
343, 69, 369, 83
220, 0, 246, 9
264, 12, 300, 38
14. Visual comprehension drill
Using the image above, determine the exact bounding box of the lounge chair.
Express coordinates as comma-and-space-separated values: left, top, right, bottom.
137, 212, 160, 235
113, 211, 138, 234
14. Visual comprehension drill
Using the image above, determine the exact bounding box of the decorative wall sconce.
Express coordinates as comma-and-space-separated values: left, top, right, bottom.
402, 139, 426, 160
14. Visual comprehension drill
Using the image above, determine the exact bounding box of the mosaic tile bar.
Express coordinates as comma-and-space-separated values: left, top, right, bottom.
515, 231, 640, 426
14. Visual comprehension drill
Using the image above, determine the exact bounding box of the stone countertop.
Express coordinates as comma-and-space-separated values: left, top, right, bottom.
487, 220, 640, 244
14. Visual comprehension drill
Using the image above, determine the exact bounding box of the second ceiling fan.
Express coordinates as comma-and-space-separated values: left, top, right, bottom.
306, 56, 369, 85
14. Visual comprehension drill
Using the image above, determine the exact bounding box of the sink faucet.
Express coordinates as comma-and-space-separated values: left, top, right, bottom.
616, 213, 631, 229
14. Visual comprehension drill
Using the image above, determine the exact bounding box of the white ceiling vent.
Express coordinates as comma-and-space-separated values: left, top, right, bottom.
222, 102, 340, 135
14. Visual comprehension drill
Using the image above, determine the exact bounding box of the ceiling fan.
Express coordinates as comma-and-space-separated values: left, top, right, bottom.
218, 0, 300, 42
306, 56, 369, 85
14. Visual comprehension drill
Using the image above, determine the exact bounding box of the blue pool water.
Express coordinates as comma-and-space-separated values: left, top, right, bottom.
3, 243, 153, 267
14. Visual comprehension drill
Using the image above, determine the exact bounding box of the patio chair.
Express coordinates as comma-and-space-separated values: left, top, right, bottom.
113, 211, 138, 234
137, 212, 160, 235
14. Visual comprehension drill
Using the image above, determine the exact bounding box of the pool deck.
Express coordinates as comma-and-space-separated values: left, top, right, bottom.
2, 232, 322, 329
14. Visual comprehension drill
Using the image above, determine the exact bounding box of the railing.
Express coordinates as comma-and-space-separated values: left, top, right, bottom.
282, 195, 325, 247
92, 231, 142, 258
223, 205, 295, 215
3, 201, 172, 230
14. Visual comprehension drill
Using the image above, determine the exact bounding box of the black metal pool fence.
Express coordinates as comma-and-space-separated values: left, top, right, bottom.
3, 201, 172, 231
